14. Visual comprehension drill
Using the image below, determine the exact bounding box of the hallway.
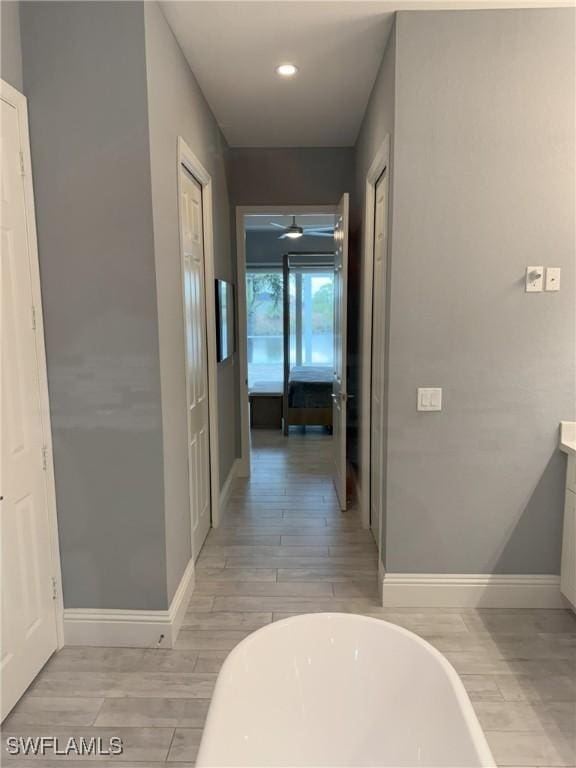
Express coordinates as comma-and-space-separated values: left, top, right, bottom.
196, 429, 380, 616
3, 432, 575, 766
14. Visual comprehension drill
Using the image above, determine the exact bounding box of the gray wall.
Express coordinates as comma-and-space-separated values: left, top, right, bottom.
21, 1, 167, 609
384, 8, 575, 574
354, 25, 396, 225
1, 0, 23, 91
246, 230, 334, 268
229, 147, 354, 206
144, 2, 238, 600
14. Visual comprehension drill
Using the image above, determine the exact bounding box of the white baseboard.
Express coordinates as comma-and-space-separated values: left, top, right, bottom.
381, 573, 565, 609
219, 457, 240, 514
236, 454, 250, 479
63, 558, 195, 648
168, 557, 196, 642
378, 559, 385, 603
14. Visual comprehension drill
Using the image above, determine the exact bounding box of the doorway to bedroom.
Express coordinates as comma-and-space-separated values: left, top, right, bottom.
244, 212, 335, 401
236, 202, 350, 510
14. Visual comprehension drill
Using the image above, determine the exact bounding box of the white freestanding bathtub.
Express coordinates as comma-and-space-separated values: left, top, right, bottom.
196, 613, 495, 768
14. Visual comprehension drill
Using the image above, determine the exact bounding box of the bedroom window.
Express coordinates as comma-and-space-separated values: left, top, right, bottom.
246, 269, 284, 392
289, 269, 334, 367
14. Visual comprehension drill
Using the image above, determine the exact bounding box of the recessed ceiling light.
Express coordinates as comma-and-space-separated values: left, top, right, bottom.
276, 63, 298, 77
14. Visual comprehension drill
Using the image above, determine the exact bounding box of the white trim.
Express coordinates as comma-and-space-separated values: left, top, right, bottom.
378, 559, 386, 603
235, 210, 250, 478
360, 135, 390, 543
63, 559, 195, 648
381, 573, 566, 609
169, 558, 196, 643
220, 458, 240, 514
177, 137, 221, 532
235, 204, 338, 476
1, 80, 65, 649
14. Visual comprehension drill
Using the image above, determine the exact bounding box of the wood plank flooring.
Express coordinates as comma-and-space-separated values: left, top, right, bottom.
4, 429, 575, 767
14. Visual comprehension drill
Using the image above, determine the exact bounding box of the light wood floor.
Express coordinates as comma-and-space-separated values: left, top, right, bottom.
4, 429, 576, 766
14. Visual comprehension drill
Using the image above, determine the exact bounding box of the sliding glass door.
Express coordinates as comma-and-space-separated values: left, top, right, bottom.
289, 268, 334, 369
246, 265, 335, 393
246, 269, 283, 391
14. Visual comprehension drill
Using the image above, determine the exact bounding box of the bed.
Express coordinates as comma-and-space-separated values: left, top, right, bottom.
283, 365, 333, 434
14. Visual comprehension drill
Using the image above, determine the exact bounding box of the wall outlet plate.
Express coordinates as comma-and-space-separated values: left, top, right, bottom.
418, 387, 442, 412
526, 266, 544, 292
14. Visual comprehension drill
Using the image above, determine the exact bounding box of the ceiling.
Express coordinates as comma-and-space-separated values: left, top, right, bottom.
246, 214, 335, 232
161, 1, 571, 148
161, 2, 393, 147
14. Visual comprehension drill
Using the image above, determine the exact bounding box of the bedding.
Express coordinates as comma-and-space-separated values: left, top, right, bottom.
288, 366, 333, 408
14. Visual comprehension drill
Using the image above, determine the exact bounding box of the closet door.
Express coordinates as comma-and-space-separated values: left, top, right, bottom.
1, 84, 59, 720
179, 165, 211, 559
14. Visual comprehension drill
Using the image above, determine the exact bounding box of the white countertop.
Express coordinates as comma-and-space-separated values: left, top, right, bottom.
560, 421, 576, 456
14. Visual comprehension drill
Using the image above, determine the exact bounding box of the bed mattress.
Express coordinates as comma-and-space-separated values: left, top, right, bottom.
288, 366, 333, 408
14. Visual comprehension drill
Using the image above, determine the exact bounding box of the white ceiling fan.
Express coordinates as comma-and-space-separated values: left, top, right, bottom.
270, 216, 334, 240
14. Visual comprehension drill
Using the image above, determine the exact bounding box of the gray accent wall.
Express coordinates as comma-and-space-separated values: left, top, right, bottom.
246, 230, 335, 268
1, 0, 23, 91
358, 8, 575, 574
354, 25, 396, 217
20, 0, 239, 610
144, 2, 238, 601
21, 1, 167, 609
229, 147, 354, 206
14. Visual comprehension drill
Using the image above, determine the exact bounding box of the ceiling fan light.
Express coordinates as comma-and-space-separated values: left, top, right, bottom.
276, 63, 298, 77
278, 215, 304, 239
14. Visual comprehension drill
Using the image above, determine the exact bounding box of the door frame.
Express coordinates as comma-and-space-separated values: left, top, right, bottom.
332, 193, 350, 511
360, 135, 390, 552
177, 137, 221, 535
235, 204, 337, 476
1, 79, 64, 648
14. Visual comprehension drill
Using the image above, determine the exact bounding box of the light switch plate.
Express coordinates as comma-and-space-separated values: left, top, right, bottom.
545, 267, 561, 291
526, 266, 544, 292
418, 388, 442, 412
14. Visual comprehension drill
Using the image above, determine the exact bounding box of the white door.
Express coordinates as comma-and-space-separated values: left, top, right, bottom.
180, 166, 211, 560
370, 170, 389, 549
1, 89, 59, 720
332, 193, 349, 510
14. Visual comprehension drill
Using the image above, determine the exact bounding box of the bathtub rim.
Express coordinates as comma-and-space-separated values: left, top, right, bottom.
197, 612, 496, 768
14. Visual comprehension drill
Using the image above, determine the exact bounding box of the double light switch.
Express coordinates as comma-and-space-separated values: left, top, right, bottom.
417, 388, 442, 412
